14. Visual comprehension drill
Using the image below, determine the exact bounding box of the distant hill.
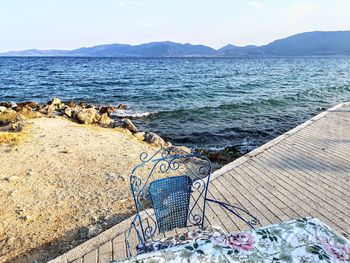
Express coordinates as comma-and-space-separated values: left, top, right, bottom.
1, 31, 350, 57
1, 41, 217, 57
259, 31, 350, 56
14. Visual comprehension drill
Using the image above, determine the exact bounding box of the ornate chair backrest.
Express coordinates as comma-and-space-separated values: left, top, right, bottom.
128, 148, 211, 252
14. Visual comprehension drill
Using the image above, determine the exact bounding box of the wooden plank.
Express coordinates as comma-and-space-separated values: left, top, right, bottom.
270, 142, 350, 194
265, 149, 350, 207
214, 173, 273, 228
239, 161, 302, 219
289, 136, 350, 171
112, 233, 127, 260
236, 165, 292, 221
98, 241, 113, 263
82, 249, 98, 263
227, 169, 282, 223
210, 178, 255, 230
249, 156, 350, 232
207, 181, 242, 232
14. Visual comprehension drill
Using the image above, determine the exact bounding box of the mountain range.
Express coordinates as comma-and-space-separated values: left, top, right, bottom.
1, 31, 350, 57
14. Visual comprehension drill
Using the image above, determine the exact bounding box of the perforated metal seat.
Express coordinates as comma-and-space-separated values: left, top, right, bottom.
149, 175, 192, 232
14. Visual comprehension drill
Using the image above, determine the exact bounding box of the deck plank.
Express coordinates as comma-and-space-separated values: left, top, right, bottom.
98, 241, 113, 263
82, 249, 98, 263
112, 233, 127, 261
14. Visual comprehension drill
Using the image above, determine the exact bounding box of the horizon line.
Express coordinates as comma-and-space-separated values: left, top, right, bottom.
2, 30, 350, 53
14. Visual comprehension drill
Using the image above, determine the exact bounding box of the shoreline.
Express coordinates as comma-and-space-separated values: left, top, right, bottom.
0, 98, 242, 169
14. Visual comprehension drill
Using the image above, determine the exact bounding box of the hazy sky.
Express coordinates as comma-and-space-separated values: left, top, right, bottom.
1, 0, 350, 52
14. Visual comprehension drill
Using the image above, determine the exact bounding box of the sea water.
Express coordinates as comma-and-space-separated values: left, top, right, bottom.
1, 56, 350, 161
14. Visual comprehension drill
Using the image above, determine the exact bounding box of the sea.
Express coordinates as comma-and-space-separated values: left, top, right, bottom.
1, 56, 350, 165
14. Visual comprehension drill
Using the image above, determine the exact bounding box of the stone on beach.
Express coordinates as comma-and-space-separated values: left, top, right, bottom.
144, 132, 166, 147
0, 122, 23, 132
16, 101, 38, 109
134, 132, 146, 141
75, 108, 98, 124
18, 107, 42, 119
99, 106, 116, 116
97, 113, 112, 127
0, 106, 8, 113
63, 106, 73, 118
48, 97, 61, 105
120, 118, 138, 134
39, 104, 56, 115
0, 108, 17, 122
116, 103, 127, 110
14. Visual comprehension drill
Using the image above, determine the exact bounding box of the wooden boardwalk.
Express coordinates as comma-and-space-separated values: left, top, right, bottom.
50, 102, 350, 263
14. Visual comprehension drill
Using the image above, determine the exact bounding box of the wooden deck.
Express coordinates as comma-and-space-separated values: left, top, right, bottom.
50, 102, 350, 263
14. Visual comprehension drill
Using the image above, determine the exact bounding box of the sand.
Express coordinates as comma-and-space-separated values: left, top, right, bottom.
0, 116, 157, 262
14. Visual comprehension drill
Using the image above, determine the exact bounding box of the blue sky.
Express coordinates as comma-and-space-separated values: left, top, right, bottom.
0, 0, 349, 52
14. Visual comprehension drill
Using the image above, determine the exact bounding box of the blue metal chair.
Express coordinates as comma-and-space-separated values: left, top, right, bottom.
126, 147, 259, 256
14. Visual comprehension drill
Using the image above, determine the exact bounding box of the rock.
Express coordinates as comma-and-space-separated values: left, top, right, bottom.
0, 102, 12, 108
48, 97, 61, 105
121, 119, 138, 134
0, 121, 23, 132
10, 121, 23, 132
116, 104, 127, 110
0, 106, 7, 112
76, 108, 97, 124
110, 120, 122, 128
63, 107, 72, 118
0, 123, 12, 132
66, 101, 76, 108
39, 104, 56, 115
134, 132, 145, 141
16, 101, 38, 109
78, 101, 86, 107
97, 113, 112, 127
0, 108, 17, 122
18, 107, 42, 119
144, 132, 166, 147
57, 103, 66, 109
165, 142, 172, 148
99, 106, 116, 116
170, 145, 192, 154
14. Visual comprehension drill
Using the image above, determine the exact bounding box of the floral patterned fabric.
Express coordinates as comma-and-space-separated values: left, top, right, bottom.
114, 217, 350, 262
136, 226, 227, 254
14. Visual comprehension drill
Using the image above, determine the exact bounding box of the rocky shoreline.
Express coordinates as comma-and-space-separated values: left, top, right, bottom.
0, 98, 246, 168
0, 98, 169, 148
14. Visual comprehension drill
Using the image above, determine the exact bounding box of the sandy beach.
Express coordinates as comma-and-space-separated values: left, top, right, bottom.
0, 115, 159, 262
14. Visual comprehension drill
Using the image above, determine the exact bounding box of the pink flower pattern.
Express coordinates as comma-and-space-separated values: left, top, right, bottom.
320, 241, 350, 261
227, 232, 255, 251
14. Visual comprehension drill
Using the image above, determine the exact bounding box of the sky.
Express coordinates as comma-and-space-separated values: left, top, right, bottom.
0, 0, 350, 52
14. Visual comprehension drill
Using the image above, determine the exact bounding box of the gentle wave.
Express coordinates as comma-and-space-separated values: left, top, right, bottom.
111, 110, 157, 119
